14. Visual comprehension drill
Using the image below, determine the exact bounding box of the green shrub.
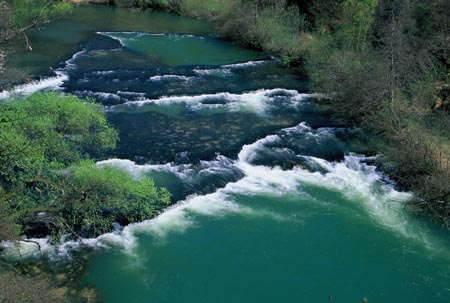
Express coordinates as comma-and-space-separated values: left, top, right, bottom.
9, 0, 72, 30
0, 93, 170, 240
0, 93, 116, 180
62, 162, 171, 236
217, 0, 307, 62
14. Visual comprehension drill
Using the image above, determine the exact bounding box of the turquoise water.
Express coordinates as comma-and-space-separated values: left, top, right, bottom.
7, 5, 214, 74
97, 32, 267, 66
3, 5, 450, 303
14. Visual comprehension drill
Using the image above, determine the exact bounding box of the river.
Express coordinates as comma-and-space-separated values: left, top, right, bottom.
4, 5, 450, 303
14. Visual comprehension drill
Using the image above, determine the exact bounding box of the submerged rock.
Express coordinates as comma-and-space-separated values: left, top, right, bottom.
81, 287, 100, 303
49, 287, 68, 298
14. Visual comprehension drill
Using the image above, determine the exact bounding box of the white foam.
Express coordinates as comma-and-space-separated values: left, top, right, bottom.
233, 149, 436, 250
97, 31, 127, 46
74, 90, 121, 101
89, 126, 424, 251
238, 134, 280, 163
149, 75, 193, 82
281, 122, 314, 135
222, 59, 269, 69
108, 178, 290, 246
97, 155, 240, 187
191, 58, 273, 76
0, 90, 10, 99
0, 48, 92, 100
226, 165, 302, 196
287, 155, 421, 241
5, 123, 443, 260
64, 49, 87, 69
110, 151, 418, 252
230, 154, 446, 255
96, 32, 199, 47
120, 88, 311, 115
0, 189, 260, 259
96, 158, 194, 180
193, 68, 232, 76
198, 155, 237, 176
0, 236, 110, 261
117, 91, 146, 99
228, 128, 437, 251
92, 70, 116, 75
192, 58, 273, 78
0, 70, 68, 100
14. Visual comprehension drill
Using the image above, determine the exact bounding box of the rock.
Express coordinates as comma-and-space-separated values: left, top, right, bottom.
49, 287, 68, 298
55, 273, 67, 282
81, 287, 99, 303
432, 82, 450, 111
32, 266, 42, 275
19, 212, 60, 238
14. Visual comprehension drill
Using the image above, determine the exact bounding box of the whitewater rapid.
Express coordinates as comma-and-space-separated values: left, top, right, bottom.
7, 122, 447, 261
2, 32, 446, 263
0, 70, 68, 99
117, 88, 314, 115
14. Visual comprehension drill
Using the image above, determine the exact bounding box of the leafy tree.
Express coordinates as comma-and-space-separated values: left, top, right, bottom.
0, 0, 72, 89
217, 0, 308, 62
0, 93, 117, 183
0, 94, 99, 238
0, 93, 172, 241
6, 0, 73, 50
339, 0, 378, 51
60, 162, 171, 236
308, 0, 344, 32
